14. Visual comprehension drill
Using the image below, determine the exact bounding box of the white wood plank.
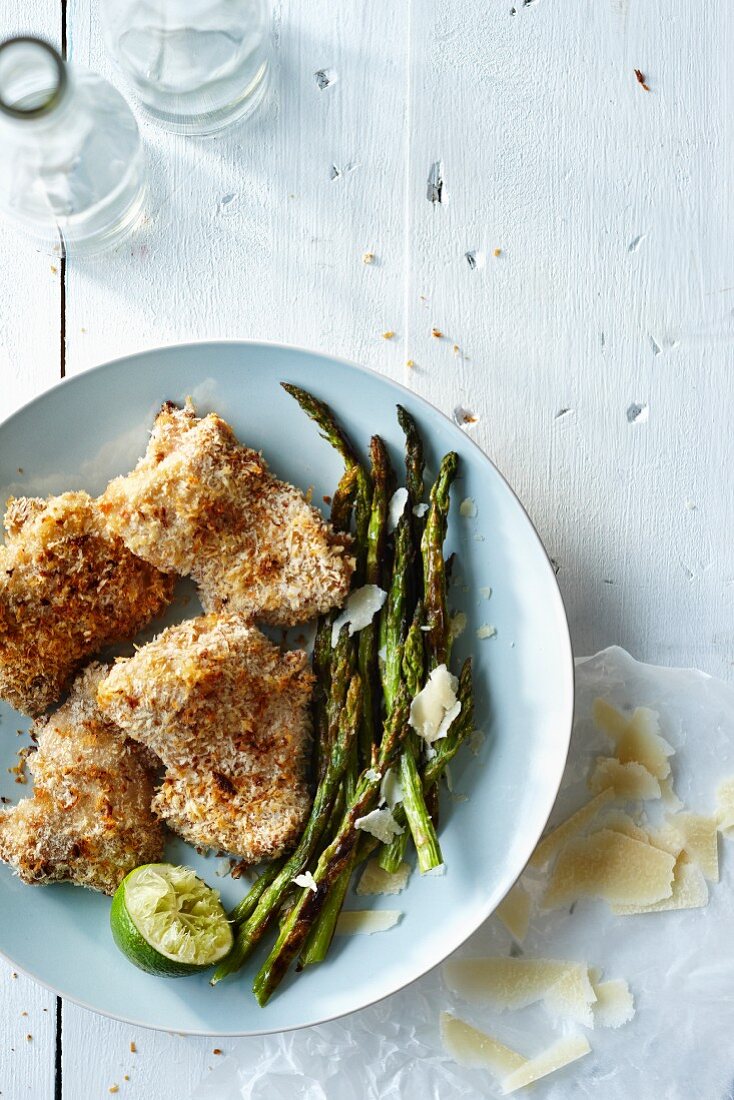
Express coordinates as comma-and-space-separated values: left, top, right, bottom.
60, 2, 409, 1094
60, 1006, 220, 1099
63, 0, 408, 382
405, 0, 734, 678
0, 0, 62, 416
0, 4, 61, 1098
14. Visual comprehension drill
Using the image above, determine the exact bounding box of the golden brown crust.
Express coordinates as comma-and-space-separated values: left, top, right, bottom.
99, 400, 354, 626
0, 664, 164, 895
97, 613, 315, 862
0, 491, 175, 716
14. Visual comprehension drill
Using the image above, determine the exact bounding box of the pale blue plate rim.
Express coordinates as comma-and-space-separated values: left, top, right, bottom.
0, 339, 575, 1035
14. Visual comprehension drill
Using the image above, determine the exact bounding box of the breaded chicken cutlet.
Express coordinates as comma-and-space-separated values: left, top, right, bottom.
0, 491, 175, 716
0, 664, 164, 895
98, 400, 354, 626
97, 613, 314, 862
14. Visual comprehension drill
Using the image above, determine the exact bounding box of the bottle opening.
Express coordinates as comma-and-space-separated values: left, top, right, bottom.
0, 37, 66, 119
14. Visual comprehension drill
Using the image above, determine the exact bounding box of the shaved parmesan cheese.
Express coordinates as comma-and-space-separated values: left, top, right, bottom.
592, 978, 635, 1028
543, 829, 675, 910
459, 497, 478, 517
660, 776, 684, 811
355, 807, 404, 844
409, 664, 461, 743
380, 768, 404, 810
377, 644, 387, 662
439, 1013, 526, 1076
331, 585, 387, 645
613, 853, 708, 914
593, 700, 674, 779
588, 757, 661, 800
477, 624, 497, 640
413, 501, 428, 518
543, 965, 597, 1028
592, 697, 629, 739
387, 487, 409, 532
501, 1035, 590, 1094
715, 776, 734, 834
292, 871, 318, 893
594, 810, 649, 845
356, 858, 411, 896
668, 812, 719, 881
449, 611, 468, 641
646, 820, 684, 857
495, 883, 531, 942
335, 909, 401, 935
479, 586, 492, 599
443, 957, 572, 1012
529, 789, 614, 870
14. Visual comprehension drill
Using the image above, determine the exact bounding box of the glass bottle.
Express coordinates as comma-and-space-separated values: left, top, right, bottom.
101, 0, 270, 136
0, 36, 147, 257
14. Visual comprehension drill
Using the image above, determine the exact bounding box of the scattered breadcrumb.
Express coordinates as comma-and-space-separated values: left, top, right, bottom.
493, 248, 502, 257
129, 1041, 137, 1053
362, 252, 375, 264
405, 359, 415, 369
634, 68, 650, 91
382, 331, 395, 340
431, 328, 443, 339
108, 1088, 119, 1095
213, 1048, 222, 1055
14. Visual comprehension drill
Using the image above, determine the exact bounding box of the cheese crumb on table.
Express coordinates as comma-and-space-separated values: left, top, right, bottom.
439, 1013, 526, 1076
500, 1035, 591, 1094
715, 776, 734, 834
588, 757, 661, 800
612, 852, 708, 914
593, 700, 674, 779
442, 957, 593, 1019
529, 789, 614, 870
356, 858, 411, 896
668, 812, 719, 881
335, 910, 402, 935
592, 978, 636, 1028
495, 882, 532, 942
542, 829, 675, 909
476, 624, 497, 640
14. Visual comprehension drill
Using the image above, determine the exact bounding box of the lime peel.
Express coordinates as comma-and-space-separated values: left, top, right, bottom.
111, 864, 233, 977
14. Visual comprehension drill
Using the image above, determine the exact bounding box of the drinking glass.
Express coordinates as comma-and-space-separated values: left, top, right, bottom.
0, 36, 146, 256
101, 0, 271, 136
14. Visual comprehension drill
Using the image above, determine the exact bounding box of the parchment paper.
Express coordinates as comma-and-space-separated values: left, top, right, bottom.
192, 647, 734, 1100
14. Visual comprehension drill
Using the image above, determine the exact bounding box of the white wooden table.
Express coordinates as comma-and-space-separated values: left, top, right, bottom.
0, 0, 731, 1096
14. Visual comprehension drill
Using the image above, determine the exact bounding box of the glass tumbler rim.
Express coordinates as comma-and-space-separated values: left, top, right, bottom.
0, 36, 68, 121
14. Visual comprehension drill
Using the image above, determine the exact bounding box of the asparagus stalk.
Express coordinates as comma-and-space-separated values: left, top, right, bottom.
380, 513, 411, 714
281, 382, 371, 579
396, 405, 425, 509
421, 452, 459, 669
423, 658, 474, 788
358, 435, 392, 764
211, 669, 362, 984
252, 688, 410, 1005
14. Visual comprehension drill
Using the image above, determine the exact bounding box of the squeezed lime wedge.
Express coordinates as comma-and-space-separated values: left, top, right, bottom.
110, 863, 233, 977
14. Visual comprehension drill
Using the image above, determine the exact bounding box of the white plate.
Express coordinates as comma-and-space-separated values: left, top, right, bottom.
0, 341, 573, 1035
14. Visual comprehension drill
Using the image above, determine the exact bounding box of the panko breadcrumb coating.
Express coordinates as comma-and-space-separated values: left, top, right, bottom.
0, 491, 175, 716
0, 664, 164, 895
98, 400, 354, 626
97, 613, 314, 862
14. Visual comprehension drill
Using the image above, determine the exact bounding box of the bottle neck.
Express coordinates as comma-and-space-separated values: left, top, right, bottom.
0, 36, 72, 131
